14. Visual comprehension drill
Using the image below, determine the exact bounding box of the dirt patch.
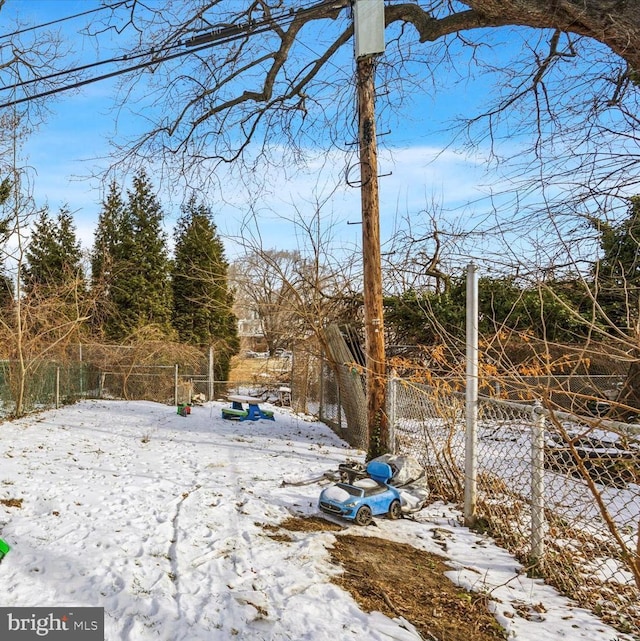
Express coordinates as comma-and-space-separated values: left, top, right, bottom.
262, 516, 343, 542
275, 516, 506, 641
277, 515, 343, 533
0, 498, 23, 508
331, 534, 506, 641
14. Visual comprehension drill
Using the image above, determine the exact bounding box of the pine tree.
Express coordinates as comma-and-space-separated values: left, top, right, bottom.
22, 209, 56, 293
22, 206, 84, 295
591, 196, 640, 331
91, 181, 125, 288
0, 179, 12, 313
0, 268, 13, 312
172, 197, 239, 379
91, 182, 128, 336
103, 170, 173, 340
57, 207, 85, 292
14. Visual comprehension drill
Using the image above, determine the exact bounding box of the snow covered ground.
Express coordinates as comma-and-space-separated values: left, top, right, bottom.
0, 400, 632, 640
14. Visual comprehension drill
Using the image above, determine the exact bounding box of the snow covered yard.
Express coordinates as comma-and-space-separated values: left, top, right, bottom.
0, 400, 632, 640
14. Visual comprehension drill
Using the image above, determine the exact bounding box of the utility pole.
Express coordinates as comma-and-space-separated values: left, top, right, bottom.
354, 0, 387, 458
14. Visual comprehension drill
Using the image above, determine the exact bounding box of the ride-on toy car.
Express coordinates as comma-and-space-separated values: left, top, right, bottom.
318, 460, 402, 526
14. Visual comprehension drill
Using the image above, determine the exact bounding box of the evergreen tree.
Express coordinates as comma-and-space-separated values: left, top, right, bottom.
91, 181, 125, 288
22, 209, 56, 293
103, 170, 173, 340
591, 196, 640, 331
58, 207, 85, 288
590, 196, 640, 415
172, 197, 239, 380
0, 180, 14, 324
22, 206, 84, 295
0, 267, 14, 319
91, 182, 128, 336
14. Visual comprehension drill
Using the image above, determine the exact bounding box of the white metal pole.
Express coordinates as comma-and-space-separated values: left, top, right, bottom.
78, 342, 84, 397
531, 400, 546, 562
464, 263, 479, 525
208, 346, 215, 401
388, 371, 398, 454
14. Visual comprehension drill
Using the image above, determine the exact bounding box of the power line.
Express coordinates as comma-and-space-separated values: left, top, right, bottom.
0, 0, 349, 110
0, 42, 183, 94
0, 1, 130, 41
0, 22, 278, 110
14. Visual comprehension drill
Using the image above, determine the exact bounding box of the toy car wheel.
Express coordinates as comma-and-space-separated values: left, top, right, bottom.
388, 499, 402, 520
354, 505, 373, 526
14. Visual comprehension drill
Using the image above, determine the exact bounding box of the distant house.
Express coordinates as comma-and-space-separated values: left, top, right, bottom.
237, 308, 264, 340
230, 272, 266, 352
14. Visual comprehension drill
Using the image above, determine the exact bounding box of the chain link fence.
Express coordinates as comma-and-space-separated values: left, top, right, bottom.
390, 380, 639, 635
298, 356, 369, 449
4, 344, 638, 636
485, 374, 627, 414
0, 361, 98, 417
313, 366, 640, 638
0, 345, 220, 415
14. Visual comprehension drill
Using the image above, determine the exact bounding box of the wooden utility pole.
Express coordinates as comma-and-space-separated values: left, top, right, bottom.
357, 55, 388, 458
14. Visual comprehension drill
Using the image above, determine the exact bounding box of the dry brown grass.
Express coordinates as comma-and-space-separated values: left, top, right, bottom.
268, 515, 507, 641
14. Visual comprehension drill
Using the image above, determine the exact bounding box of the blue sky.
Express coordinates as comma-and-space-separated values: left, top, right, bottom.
0, 1, 502, 257
0, 1, 579, 270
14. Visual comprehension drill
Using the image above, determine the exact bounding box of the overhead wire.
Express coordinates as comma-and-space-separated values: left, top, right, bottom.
0, 0, 348, 109
0, 41, 184, 94
0, 24, 277, 109
0, 0, 130, 41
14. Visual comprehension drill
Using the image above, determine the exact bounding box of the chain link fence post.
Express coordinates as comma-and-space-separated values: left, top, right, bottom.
531, 399, 546, 564
464, 263, 478, 526
319, 359, 324, 424
208, 346, 215, 401
388, 372, 397, 454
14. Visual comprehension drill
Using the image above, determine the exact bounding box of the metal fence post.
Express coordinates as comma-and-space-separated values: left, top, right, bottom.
208, 346, 215, 401
337, 369, 342, 429
79, 343, 84, 397
464, 263, 479, 525
174, 364, 179, 407
319, 359, 324, 423
531, 399, 546, 563
55, 366, 60, 409
388, 372, 397, 454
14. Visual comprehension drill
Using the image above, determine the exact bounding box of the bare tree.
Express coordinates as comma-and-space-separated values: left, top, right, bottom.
232, 249, 307, 356
76, 2, 637, 186
0, 169, 92, 416
83, 1, 640, 293
0, 8, 109, 415
383, 202, 471, 295
231, 193, 360, 359
75, 1, 640, 449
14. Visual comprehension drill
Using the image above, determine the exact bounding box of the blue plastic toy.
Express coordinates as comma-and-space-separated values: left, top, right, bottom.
318, 460, 402, 526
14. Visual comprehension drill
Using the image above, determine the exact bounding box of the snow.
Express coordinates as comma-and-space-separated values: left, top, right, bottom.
354, 478, 379, 489
322, 484, 352, 502
0, 399, 632, 641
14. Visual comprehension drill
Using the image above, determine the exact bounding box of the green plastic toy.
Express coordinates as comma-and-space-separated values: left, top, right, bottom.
0, 538, 10, 560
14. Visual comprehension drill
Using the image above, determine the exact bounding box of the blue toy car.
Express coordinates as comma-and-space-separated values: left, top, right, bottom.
318, 460, 402, 526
